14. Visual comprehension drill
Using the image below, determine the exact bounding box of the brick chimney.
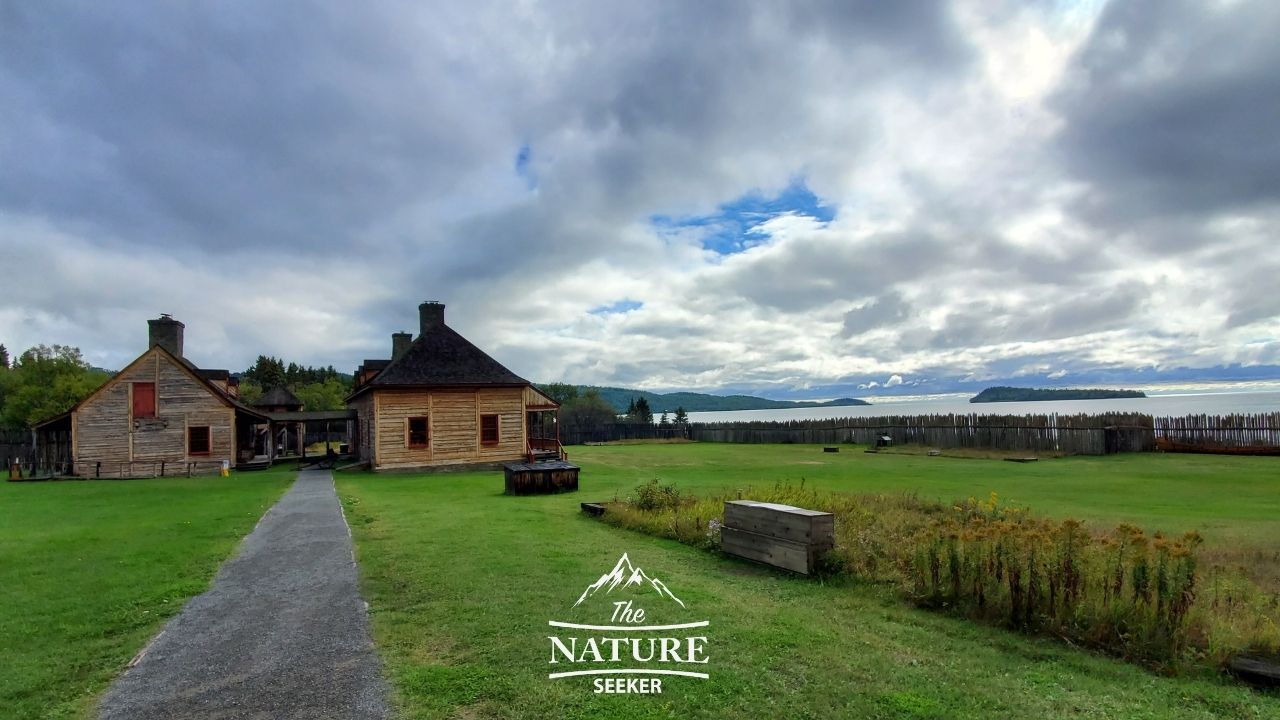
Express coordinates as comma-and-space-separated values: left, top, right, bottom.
419, 301, 445, 335
392, 332, 412, 360
148, 314, 184, 358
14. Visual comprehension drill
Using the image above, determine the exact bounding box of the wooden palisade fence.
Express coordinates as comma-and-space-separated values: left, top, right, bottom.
688, 413, 1157, 455
553, 412, 1280, 456
559, 423, 691, 446
1154, 412, 1280, 454
2, 428, 73, 478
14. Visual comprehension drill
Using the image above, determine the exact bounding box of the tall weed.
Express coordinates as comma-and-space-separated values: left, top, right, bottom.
602, 481, 1280, 670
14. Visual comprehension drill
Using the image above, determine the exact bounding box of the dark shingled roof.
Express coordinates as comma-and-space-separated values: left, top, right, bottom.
362, 359, 390, 370
360, 323, 528, 390
198, 369, 231, 381
256, 386, 304, 409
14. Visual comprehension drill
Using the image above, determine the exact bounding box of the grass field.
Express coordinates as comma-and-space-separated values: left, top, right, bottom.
576, 443, 1280, 549
338, 443, 1280, 719
0, 470, 294, 720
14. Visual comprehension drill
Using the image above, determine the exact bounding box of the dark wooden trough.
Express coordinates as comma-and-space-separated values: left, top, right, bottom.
580, 502, 607, 516
503, 460, 580, 495
1230, 655, 1280, 687
823, 446, 839, 453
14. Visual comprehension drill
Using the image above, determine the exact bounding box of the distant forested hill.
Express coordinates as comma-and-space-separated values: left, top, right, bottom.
970, 386, 1146, 403
552, 386, 870, 413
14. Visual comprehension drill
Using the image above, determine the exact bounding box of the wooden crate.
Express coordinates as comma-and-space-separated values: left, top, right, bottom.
503, 461, 579, 495
722, 500, 834, 574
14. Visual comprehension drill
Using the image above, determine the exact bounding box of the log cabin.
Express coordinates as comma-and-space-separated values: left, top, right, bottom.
36, 315, 271, 478
348, 302, 561, 471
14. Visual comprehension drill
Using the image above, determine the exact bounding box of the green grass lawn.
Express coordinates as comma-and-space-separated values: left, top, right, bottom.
338, 443, 1280, 719
0, 470, 294, 720
577, 443, 1280, 594
573, 443, 1280, 549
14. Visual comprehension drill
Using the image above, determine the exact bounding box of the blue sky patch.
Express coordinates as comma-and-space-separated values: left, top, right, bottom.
514, 144, 535, 188
651, 178, 835, 255
590, 299, 643, 315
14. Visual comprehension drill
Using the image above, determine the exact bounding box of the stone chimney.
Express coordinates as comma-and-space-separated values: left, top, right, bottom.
392, 332, 412, 360
148, 314, 184, 358
419, 301, 445, 335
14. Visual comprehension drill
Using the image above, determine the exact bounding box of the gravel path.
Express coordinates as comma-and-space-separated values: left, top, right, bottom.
98, 469, 391, 719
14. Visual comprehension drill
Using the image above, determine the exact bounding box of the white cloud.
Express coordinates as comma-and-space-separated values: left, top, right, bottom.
0, 1, 1277, 394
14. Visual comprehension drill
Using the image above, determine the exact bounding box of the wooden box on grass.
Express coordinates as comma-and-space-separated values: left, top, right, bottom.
722, 500, 834, 574
503, 461, 580, 495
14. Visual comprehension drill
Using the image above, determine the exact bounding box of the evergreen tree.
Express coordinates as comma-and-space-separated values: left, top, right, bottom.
640, 397, 653, 424
674, 407, 689, 425
630, 397, 653, 425
658, 411, 671, 428
0, 344, 9, 369
262, 359, 284, 387
243, 355, 287, 389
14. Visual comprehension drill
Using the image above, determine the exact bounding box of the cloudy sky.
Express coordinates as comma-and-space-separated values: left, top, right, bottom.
2, 0, 1278, 398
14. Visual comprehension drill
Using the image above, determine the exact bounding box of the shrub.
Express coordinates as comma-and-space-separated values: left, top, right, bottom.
631, 478, 683, 511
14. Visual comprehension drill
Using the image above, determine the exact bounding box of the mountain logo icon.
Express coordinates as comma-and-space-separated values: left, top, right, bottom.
572, 553, 686, 608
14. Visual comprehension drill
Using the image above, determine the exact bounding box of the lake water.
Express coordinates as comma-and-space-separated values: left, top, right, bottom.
685, 390, 1280, 424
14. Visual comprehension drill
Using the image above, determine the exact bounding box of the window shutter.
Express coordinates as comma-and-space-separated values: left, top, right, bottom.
133, 383, 156, 419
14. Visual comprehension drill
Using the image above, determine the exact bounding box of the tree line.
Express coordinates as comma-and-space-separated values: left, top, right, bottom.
237, 355, 351, 411
0, 344, 111, 429
538, 383, 688, 430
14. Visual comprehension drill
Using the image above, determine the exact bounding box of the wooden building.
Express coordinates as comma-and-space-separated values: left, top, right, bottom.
252, 386, 358, 460
253, 386, 305, 457
256, 386, 305, 413
36, 315, 271, 478
348, 302, 561, 471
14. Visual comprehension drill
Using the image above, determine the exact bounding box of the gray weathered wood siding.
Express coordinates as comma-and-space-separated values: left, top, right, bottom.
721, 501, 835, 575
74, 348, 235, 476
349, 394, 374, 463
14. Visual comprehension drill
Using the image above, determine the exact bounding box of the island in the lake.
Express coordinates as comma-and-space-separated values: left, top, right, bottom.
564, 385, 871, 413
970, 386, 1147, 403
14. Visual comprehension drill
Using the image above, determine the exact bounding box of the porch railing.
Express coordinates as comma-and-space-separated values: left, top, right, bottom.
527, 437, 566, 462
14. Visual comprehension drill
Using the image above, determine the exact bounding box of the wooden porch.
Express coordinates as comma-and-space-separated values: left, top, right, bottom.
525, 405, 566, 462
